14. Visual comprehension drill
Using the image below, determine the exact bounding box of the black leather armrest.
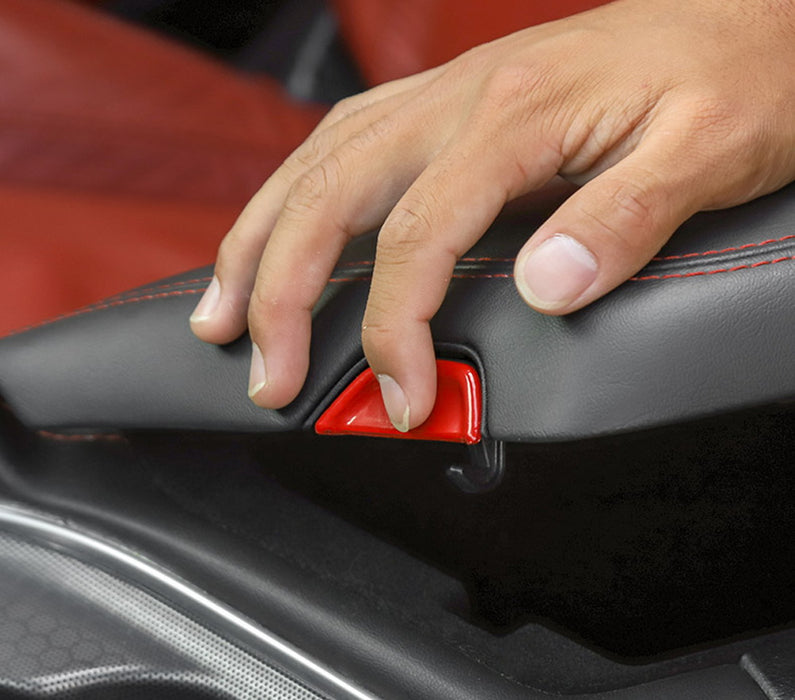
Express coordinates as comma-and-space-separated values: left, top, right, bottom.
1, 182, 793, 442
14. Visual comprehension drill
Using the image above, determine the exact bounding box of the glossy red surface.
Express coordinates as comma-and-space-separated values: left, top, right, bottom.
315, 360, 482, 444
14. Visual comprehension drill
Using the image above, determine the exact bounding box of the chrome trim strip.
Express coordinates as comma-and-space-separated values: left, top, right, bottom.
0, 502, 379, 700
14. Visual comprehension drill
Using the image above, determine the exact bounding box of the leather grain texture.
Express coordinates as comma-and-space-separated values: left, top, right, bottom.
1, 183, 793, 442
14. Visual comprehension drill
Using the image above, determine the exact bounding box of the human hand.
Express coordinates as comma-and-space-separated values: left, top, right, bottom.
191, 0, 795, 432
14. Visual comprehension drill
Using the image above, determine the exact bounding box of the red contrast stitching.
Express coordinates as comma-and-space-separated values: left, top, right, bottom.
328, 273, 514, 283
650, 234, 795, 261
631, 255, 794, 281
37, 430, 125, 442
58, 287, 205, 316
8, 249, 793, 337
337, 260, 375, 268
9, 288, 205, 336
102, 276, 213, 303
327, 276, 370, 283
332, 256, 794, 284
329, 235, 795, 270
338, 256, 516, 267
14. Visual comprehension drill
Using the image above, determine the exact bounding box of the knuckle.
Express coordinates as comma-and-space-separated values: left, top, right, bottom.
463, 60, 557, 135
324, 94, 367, 124
682, 94, 735, 133
678, 94, 758, 154
283, 156, 343, 218
346, 115, 394, 154
661, 93, 772, 197
444, 40, 510, 86
440, 47, 486, 84
284, 129, 337, 174
378, 195, 437, 263
480, 62, 551, 111
248, 282, 283, 330
583, 177, 659, 253
360, 317, 399, 358
609, 178, 656, 228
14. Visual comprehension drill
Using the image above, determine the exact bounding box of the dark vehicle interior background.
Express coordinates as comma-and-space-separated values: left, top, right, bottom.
0, 1, 794, 699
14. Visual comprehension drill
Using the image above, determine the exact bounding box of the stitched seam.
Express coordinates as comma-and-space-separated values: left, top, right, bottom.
8, 254, 792, 337
650, 234, 795, 261
338, 256, 517, 267
41, 277, 212, 320
332, 257, 794, 284
37, 430, 125, 443
8, 288, 205, 336
102, 276, 213, 303
336, 235, 795, 269
327, 272, 515, 283
630, 255, 794, 281
333, 235, 795, 273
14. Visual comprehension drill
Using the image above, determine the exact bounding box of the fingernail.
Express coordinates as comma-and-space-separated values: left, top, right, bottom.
190, 276, 221, 322
516, 234, 598, 310
377, 374, 410, 433
248, 342, 267, 398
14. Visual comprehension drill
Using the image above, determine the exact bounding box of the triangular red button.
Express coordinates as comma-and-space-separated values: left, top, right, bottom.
315, 359, 481, 444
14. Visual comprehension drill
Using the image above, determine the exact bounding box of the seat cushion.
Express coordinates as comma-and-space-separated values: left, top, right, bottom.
0, 0, 323, 335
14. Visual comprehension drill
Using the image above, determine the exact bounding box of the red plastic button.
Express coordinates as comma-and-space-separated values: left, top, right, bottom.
315, 359, 482, 444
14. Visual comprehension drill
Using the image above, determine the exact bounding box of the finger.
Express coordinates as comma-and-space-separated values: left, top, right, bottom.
309, 64, 445, 134
362, 131, 561, 431
513, 129, 716, 315
190, 71, 441, 346
188, 192, 283, 344
246, 101, 447, 409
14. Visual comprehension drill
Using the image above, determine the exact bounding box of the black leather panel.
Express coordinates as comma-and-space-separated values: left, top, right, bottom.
1, 183, 793, 441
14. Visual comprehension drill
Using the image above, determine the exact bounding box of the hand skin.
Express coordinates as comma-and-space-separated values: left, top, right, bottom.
191, 0, 795, 432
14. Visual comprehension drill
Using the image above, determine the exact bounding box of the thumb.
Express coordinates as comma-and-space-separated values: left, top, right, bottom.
514, 143, 706, 314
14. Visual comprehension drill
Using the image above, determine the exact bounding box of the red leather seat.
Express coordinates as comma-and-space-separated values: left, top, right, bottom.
1, 0, 605, 336
0, 0, 322, 335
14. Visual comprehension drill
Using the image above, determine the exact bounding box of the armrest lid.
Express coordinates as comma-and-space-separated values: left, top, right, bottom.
2, 184, 793, 442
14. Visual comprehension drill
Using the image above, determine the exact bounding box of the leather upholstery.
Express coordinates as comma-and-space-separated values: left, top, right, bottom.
0, 0, 320, 203
0, 0, 322, 334
1, 182, 792, 443
0, 0, 608, 334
